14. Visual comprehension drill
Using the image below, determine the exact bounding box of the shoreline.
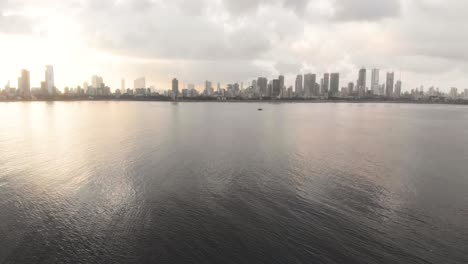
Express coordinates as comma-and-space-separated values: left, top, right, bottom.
1, 98, 468, 106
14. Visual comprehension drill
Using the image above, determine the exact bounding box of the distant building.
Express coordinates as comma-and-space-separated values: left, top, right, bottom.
252, 79, 258, 95
278, 75, 285, 94
18, 69, 31, 97
272, 79, 281, 97
357, 68, 366, 95
172, 78, 179, 98
295, 75, 303, 97
304, 73, 316, 97
449, 87, 458, 99
379, 84, 385, 96
92, 75, 103, 89
348, 82, 354, 95
121, 79, 126, 93
330, 73, 339, 96
45, 65, 54, 95
40, 81, 48, 95
386, 72, 395, 97
394, 80, 402, 98
134, 77, 146, 89
266, 82, 272, 97
371, 69, 380, 95
205, 81, 213, 96
322, 73, 330, 95
83, 82, 89, 94
257, 77, 268, 97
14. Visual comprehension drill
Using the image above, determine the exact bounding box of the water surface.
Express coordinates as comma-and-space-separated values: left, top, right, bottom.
0, 102, 467, 263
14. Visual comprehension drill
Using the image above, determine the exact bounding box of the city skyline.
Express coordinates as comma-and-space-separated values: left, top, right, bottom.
4, 64, 468, 102
0, 1, 467, 92
1, 64, 462, 94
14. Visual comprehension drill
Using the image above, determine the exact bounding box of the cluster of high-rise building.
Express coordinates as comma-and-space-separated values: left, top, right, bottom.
2, 66, 468, 102
190, 68, 402, 100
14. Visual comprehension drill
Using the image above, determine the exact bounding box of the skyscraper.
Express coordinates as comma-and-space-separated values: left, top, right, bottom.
371, 69, 380, 95
92, 75, 103, 89
357, 68, 367, 96
295, 75, 303, 97
304, 73, 316, 97
386, 72, 395, 97
252, 79, 258, 95
134, 77, 146, 89
172, 78, 179, 97
121, 79, 126, 93
272, 79, 281, 97
330, 73, 339, 96
257, 77, 268, 97
358, 68, 366, 89
18, 69, 30, 97
394, 80, 402, 98
278, 75, 285, 91
348, 82, 354, 94
205, 80, 213, 96
45, 65, 54, 95
322, 73, 330, 95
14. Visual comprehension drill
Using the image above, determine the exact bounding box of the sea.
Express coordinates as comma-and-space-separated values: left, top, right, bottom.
0, 101, 467, 263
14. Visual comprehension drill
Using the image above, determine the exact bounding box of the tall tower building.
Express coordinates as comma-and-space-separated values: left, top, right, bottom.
278, 75, 285, 97
92, 75, 103, 89
304, 73, 316, 97
134, 77, 146, 89
121, 79, 126, 93
45, 65, 54, 95
386, 72, 395, 97
357, 68, 367, 96
278, 75, 285, 90
322, 73, 330, 95
394, 80, 402, 98
371, 69, 380, 95
205, 80, 213, 96
330, 73, 340, 96
295, 75, 303, 97
19, 69, 31, 97
272, 79, 281, 97
348, 82, 355, 94
358, 68, 366, 89
83, 82, 89, 93
252, 79, 258, 94
172, 78, 179, 97
257, 77, 268, 97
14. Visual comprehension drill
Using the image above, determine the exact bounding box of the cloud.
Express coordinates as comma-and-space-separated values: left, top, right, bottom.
0, 14, 33, 34
333, 0, 401, 21
0, 0, 468, 91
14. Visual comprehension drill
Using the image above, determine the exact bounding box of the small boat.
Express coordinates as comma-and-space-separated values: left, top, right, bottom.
258, 108, 263, 111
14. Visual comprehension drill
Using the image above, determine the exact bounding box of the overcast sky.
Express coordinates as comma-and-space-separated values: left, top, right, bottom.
0, 0, 467, 91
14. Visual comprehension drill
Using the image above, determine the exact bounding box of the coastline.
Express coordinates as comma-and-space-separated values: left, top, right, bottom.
1, 98, 468, 106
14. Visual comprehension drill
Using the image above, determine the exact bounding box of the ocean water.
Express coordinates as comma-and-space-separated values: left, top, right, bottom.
0, 101, 467, 263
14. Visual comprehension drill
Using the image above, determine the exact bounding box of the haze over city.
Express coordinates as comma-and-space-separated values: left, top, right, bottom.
1, 0, 467, 91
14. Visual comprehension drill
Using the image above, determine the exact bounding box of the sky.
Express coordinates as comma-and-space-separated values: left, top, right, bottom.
0, 0, 467, 92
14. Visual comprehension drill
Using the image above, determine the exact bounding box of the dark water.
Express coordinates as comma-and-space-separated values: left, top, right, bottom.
0, 102, 467, 264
